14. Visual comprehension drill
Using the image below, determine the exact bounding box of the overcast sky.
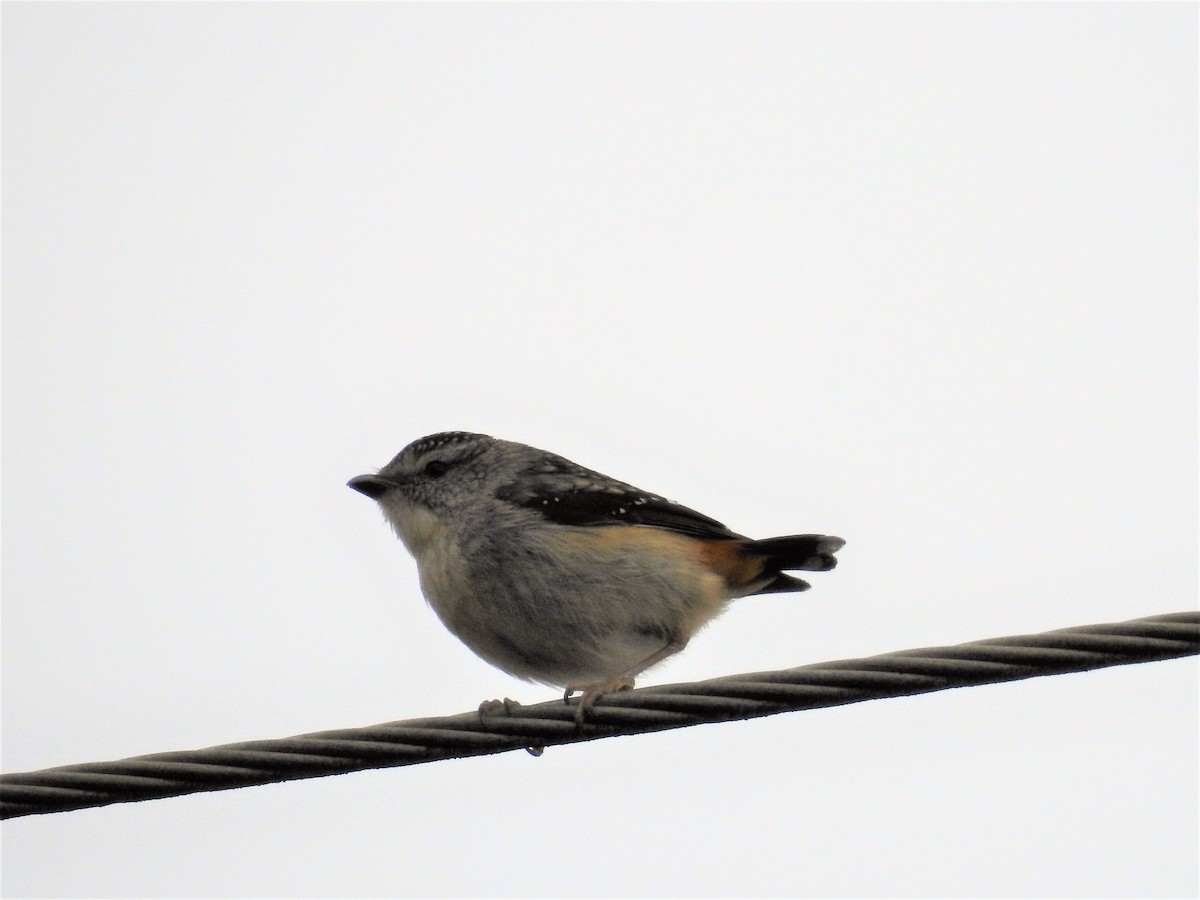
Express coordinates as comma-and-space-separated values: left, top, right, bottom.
3, 3, 1196, 897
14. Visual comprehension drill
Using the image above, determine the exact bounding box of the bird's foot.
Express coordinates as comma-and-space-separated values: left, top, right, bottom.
477, 697, 522, 721
563, 675, 635, 724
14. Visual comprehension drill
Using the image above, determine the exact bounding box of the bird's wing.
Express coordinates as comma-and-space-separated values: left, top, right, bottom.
496, 456, 743, 540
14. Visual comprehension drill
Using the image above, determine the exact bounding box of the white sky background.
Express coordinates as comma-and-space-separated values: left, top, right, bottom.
2, 3, 1196, 897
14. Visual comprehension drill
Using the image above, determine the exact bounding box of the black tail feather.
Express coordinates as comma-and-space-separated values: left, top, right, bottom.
749, 534, 845, 573
753, 572, 814, 594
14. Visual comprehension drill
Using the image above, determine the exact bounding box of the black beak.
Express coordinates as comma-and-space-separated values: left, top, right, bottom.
347, 474, 395, 500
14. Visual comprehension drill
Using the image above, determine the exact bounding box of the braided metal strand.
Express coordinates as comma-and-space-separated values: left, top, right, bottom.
3, 611, 1196, 819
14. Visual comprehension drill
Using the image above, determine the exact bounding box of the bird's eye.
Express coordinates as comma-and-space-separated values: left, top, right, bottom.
424, 459, 451, 478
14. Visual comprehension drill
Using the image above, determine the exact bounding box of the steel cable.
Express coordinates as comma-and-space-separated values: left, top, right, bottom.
2, 611, 1195, 819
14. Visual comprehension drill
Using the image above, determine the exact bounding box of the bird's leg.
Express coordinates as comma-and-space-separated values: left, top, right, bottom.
564, 638, 688, 723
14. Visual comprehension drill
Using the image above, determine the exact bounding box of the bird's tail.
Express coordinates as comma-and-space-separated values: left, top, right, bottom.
744, 534, 845, 594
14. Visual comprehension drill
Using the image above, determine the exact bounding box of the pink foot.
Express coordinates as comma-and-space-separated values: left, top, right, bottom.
563, 675, 635, 723
477, 697, 521, 721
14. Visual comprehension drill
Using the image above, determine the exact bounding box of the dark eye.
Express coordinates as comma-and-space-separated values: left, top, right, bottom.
423, 459, 451, 478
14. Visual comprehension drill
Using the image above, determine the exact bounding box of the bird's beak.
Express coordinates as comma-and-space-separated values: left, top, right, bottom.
347, 474, 395, 499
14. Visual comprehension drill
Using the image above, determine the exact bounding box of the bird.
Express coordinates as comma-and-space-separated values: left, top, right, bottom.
348, 432, 843, 718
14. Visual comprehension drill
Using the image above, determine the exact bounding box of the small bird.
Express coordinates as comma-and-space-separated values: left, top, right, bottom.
348, 432, 843, 716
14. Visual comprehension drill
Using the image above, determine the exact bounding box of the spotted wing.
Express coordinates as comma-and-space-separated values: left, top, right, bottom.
495, 456, 743, 540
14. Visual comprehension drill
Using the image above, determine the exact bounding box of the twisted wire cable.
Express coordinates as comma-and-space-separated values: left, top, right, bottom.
3, 611, 1196, 819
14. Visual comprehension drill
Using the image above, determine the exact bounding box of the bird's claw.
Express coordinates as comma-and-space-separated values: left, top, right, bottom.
477, 697, 521, 721
563, 676, 635, 724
